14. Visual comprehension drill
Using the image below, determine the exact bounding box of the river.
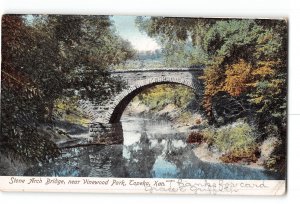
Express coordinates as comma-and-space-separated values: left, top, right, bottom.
24, 116, 280, 179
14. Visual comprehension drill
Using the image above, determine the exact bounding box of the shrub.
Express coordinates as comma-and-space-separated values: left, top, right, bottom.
186, 131, 204, 143
220, 146, 260, 163
214, 122, 257, 153
177, 112, 193, 124
200, 121, 258, 163
135, 84, 195, 112
201, 127, 216, 146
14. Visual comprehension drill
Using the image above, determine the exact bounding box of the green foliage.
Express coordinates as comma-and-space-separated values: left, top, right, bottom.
162, 41, 208, 67
137, 17, 287, 144
112, 50, 164, 70
54, 97, 90, 126
213, 122, 257, 153
176, 112, 194, 124
135, 84, 195, 112
136, 17, 209, 67
187, 121, 259, 163
1, 15, 135, 163
201, 121, 258, 163
136, 16, 287, 170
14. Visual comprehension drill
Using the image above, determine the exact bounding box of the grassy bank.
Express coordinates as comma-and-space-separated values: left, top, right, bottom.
187, 120, 285, 173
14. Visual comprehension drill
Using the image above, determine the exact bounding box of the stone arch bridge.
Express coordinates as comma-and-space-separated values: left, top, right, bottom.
83, 68, 203, 144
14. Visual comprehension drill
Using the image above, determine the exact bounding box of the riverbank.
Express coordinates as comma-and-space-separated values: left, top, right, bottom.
124, 100, 283, 173
21, 115, 279, 179
187, 124, 284, 172
124, 100, 203, 131
0, 99, 279, 177
192, 142, 265, 170
0, 122, 85, 176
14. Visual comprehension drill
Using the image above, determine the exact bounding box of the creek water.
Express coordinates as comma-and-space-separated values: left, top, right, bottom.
25, 116, 280, 179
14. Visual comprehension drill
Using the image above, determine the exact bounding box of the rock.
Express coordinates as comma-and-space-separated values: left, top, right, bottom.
156, 104, 180, 119
259, 136, 281, 161
123, 101, 149, 116
193, 143, 221, 163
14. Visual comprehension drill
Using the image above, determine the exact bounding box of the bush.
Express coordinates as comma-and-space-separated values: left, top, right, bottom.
135, 84, 195, 112
200, 121, 258, 163
177, 112, 193, 124
220, 146, 260, 163
186, 131, 204, 143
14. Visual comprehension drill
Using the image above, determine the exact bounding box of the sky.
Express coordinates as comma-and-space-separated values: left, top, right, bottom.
110, 16, 161, 52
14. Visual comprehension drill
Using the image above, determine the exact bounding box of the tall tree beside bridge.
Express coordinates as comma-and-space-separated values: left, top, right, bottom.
1, 15, 135, 162
136, 17, 287, 142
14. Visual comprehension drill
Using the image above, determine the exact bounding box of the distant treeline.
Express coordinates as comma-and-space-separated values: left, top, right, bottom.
136, 49, 162, 61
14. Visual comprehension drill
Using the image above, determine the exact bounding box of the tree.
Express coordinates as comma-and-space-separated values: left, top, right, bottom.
136, 17, 287, 139
1, 15, 60, 162
1, 15, 135, 162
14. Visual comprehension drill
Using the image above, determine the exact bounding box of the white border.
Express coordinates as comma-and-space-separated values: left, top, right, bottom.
1, 0, 299, 203
0, 176, 286, 195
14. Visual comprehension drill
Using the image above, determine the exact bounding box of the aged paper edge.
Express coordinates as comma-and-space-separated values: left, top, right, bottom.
0, 176, 286, 195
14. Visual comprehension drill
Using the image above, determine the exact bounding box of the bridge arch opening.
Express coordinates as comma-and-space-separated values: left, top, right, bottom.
108, 80, 201, 123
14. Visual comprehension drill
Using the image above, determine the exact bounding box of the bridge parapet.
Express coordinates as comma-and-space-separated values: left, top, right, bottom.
109, 67, 204, 73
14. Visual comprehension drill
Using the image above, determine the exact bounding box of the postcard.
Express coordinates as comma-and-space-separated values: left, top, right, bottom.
0, 14, 287, 195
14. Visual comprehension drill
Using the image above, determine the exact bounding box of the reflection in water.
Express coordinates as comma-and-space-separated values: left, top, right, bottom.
25, 116, 281, 180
